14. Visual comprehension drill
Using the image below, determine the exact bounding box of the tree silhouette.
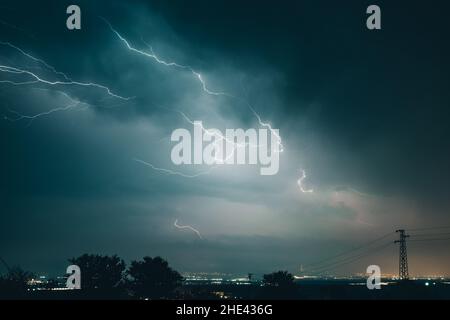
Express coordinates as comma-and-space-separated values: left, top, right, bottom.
0, 266, 34, 299
260, 270, 297, 299
263, 270, 295, 287
68, 254, 126, 292
126, 256, 183, 299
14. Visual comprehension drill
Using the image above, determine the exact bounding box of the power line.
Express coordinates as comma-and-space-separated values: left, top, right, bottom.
310, 242, 391, 272
312, 242, 393, 274
303, 231, 395, 270
409, 232, 450, 238
310, 242, 394, 274
315, 241, 392, 271
406, 226, 450, 232
302, 225, 450, 277
409, 237, 450, 242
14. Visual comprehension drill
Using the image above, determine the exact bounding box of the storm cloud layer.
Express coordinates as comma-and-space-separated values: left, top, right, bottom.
1, 0, 450, 276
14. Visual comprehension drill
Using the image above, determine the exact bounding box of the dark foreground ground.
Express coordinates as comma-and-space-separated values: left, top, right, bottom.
4, 279, 450, 300
182, 280, 450, 300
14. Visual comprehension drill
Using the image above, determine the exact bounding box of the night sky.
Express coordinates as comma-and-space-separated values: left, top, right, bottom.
1, 0, 450, 277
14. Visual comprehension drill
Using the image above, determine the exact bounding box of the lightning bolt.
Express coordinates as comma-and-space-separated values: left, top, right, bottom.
174, 219, 203, 239
103, 18, 225, 96
297, 169, 314, 193
3, 89, 86, 125
175, 111, 239, 164
0, 64, 132, 100
1, 21, 285, 180
175, 110, 254, 147
134, 158, 216, 178
133, 108, 282, 178
105, 20, 283, 153
3, 86, 134, 125
5, 103, 82, 125
104, 19, 284, 174
0, 41, 133, 104
175, 110, 285, 165
246, 102, 284, 153
0, 41, 72, 81
0, 79, 38, 85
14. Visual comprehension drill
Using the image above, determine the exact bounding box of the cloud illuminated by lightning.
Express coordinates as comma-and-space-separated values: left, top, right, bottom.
176, 109, 257, 147
174, 109, 286, 166
174, 219, 203, 239
101, 18, 284, 177
133, 107, 283, 177
105, 20, 283, 152
103, 19, 284, 172
297, 169, 314, 193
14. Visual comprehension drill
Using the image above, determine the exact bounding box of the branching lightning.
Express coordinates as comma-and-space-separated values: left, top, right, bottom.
0, 41, 133, 106
5, 103, 81, 124
175, 110, 252, 148
103, 18, 225, 96
0, 41, 72, 81
175, 109, 285, 165
3, 89, 87, 125
102, 19, 285, 178
134, 158, 216, 178
0, 79, 38, 85
107, 20, 282, 135
175, 110, 241, 164
105, 19, 283, 152
174, 219, 203, 239
1, 21, 285, 181
134, 107, 282, 177
245, 101, 284, 153
0, 64, 131, 100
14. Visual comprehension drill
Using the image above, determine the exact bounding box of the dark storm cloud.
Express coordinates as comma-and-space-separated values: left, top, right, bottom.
1, 0, 450, 276
122, 0, 450, 202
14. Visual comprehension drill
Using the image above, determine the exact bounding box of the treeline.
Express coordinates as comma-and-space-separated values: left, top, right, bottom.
0, 254, 296, 299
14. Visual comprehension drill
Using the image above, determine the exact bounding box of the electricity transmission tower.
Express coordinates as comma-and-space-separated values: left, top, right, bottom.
394, 229, 410, 280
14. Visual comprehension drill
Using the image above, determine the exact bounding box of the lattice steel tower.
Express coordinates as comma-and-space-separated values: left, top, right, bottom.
394, 229, 410, 280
